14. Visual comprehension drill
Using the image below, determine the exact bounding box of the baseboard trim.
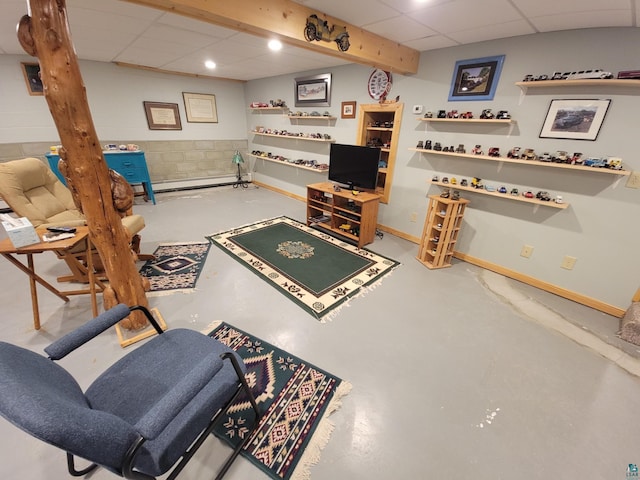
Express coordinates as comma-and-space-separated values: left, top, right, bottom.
259, 181, 625, 317
453, 252, 626, 318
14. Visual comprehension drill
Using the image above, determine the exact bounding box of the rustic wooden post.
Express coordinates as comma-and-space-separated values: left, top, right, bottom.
17, 0, 149, 330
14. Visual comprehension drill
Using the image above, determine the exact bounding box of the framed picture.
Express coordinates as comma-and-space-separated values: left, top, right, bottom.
341, 101, 356, 119
143, 101, 182, 130
294, 73, 331, 107
182, 92, 218, 123
448, 55, 505, 101
21, 62, 43, 96
539, 99, 611, 141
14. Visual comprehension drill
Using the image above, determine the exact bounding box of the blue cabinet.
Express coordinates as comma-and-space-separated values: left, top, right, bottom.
46, 151, 156, 205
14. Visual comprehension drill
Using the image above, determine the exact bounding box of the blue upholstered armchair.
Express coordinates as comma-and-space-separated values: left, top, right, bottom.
0, 304, 260, 480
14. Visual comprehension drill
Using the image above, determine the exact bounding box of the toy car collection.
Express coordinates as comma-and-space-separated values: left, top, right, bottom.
507, 147, 521, 159
471, 145, 483, 155
480, 109, 495, 119
488, 147, 500, 157
496, 110, 511, 120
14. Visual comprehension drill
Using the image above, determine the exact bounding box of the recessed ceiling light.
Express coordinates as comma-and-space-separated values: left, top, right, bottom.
204, 60, 216, 69
268, 39, 282, 51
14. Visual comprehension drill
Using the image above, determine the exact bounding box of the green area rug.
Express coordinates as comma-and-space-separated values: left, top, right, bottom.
138, 242, 211, 295
207, 321, 350, 480
207, 216, 400, 321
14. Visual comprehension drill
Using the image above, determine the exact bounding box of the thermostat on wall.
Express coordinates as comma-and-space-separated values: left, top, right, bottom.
412, 105, 423, 114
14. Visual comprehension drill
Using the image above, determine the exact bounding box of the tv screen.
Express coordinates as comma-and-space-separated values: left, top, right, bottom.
328, 143, 380, 191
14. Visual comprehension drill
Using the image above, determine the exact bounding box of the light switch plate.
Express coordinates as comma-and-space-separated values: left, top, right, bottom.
412, 105, 423, 114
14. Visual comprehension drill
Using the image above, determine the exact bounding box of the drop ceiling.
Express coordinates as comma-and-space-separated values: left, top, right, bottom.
0, 0, 637, 81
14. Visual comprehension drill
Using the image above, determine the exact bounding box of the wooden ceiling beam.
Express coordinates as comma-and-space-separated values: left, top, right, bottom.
123, 0, 420, 75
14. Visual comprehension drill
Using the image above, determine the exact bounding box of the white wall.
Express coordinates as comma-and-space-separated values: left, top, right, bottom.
0, 55, 248, 143
245, 27, 640, 310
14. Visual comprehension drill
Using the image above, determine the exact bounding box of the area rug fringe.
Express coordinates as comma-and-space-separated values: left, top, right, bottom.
320, 267, 398, 323
201, 320, 223, 334
290, 380, 353, 480
146, 288, 199, 297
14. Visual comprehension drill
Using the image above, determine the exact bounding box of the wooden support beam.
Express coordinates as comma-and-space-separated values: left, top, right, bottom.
123, 0, 420, 75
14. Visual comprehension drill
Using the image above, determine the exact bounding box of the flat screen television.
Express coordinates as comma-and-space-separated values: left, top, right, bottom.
328, 143, 380, 191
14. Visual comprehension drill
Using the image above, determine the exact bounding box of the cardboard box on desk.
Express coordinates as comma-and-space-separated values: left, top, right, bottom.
1, 217, 40, 248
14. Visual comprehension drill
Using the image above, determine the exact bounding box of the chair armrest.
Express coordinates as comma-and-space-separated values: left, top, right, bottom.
134, 352, 224, 440
39, 219, 87, 229
45, 304, 131, 360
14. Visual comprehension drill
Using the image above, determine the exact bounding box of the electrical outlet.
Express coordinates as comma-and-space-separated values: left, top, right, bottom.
410, 212, 418, 222
626, 171, 640, 189
561, 255, 577, 270
520, 245, 534, 258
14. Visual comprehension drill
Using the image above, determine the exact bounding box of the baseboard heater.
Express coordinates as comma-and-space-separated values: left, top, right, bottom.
149, 173, 252, 194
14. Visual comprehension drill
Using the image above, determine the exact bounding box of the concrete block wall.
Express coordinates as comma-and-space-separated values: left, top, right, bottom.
0, 139, 249, 183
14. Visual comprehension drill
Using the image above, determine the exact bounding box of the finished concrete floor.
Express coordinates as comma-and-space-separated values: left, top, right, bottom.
0, 184, 639, 480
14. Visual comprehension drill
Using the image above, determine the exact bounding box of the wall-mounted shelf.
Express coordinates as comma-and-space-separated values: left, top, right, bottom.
431, 181, 569, 209
515, 79, 640, 90
419, 118, 514, 125
251, 131, 335, 142
250, 106, 288, 111
410, 148, 631, 176
249, 154, 328, 173
288, 115, 336, 121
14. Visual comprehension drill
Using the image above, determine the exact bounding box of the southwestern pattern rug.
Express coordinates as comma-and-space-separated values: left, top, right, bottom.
138, 242, 211, 294
208, 321, 351, 480
207, 216, 400, 321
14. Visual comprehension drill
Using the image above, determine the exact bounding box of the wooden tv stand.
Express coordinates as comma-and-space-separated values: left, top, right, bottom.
306, 182, 380, 248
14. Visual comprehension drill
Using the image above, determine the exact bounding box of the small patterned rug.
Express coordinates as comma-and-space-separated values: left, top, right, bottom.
208, 321, 351, 480
207, 216, 400, 321
138, 242, 211, 295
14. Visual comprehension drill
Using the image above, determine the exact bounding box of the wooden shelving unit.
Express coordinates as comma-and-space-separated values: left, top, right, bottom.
355, 103, 404, 204
251, 131, 335, 142
249, 154, 328, 173
515, 79, 640, 90
419, 118, 514, 125
431, 181, 569, 209
417, 195, 469, 269
306, 182, 380, 248
409, 148, 631, 176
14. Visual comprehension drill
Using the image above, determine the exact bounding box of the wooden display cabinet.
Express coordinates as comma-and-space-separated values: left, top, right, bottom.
355, 103, 403, 204
306, 182, 380, 248
417, 195, 469, 269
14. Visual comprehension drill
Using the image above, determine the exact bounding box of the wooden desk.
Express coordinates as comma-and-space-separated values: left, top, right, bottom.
0, 226, 105, 330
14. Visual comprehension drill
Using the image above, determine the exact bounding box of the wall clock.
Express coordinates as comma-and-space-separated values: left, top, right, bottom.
367, 69, 392, 100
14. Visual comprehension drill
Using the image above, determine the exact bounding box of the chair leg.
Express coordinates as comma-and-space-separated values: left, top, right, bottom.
165, 354, 262, 480
66, 452, 98, 477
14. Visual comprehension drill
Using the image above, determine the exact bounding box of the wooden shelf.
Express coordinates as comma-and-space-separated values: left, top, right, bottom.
249, 154, 328, 173
249, 106, 288, 111
419, 118, 514, 125
431, 181, 569, 209
367, 126, 394, 131
409, 148, 631, 176
288, 115, 336, 120
515, 79, 640, 89
251, 131, 335, 142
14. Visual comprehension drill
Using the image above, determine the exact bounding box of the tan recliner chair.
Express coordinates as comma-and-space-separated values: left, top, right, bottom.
0, 157, 149, 282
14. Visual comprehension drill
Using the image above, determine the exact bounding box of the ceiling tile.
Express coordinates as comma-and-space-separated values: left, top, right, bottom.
409, 0, 524, 33
448, 20, 536, 45
403, 35, 458, 51
156, 12, 238, 38
511, 0, 630, 18
378, 0, 456, 14
530, 10, 632, 32
362, 15, 437, 42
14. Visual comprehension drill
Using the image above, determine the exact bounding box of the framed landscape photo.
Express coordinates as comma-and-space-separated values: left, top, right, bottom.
341, 101, 356, 119
143, 101, 182, 130
448, 55, 505, 101
540, 99, 611, 141
21, 62, 43, 96
294, 73, 331, 107
182, 92, 218, 123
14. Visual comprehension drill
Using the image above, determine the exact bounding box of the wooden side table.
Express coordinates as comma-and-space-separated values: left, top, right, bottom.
0, 226, 105, 329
